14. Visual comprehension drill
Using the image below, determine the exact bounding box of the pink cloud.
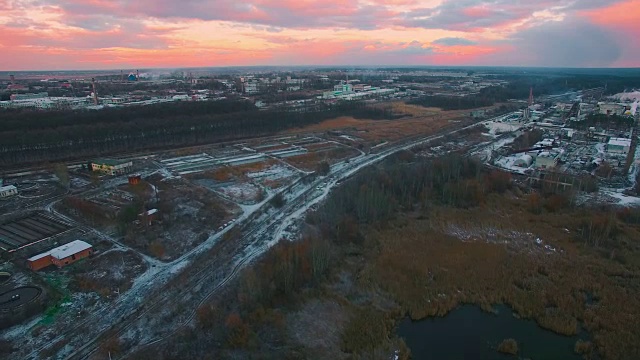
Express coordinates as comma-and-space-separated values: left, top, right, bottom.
462, 6, 493, 18
1, 0, 640, 69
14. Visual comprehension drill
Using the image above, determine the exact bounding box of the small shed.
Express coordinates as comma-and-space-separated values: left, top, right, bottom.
0, 185, 17, 198
138, 208, 158, 226
128, 174, 142, 185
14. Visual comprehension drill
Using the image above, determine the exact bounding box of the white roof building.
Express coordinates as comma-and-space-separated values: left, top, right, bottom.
607, 138, 632, 155
27, 240, 93, 262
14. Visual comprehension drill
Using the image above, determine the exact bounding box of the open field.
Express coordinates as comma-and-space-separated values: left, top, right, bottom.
70, 249, 147, 299
284, 147, 360, 171
288, 112, 465, 144
120, 175, 241, 261
390, 102, 444, 117
191, 159, 279, 182
284, 102, 513, 147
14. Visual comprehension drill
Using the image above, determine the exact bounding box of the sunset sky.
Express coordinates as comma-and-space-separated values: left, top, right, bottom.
1, 0, 639, 70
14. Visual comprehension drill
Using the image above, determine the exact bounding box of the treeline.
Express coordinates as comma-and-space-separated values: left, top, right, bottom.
409, 74, 640, 111
308, 154, 512, 237
569, 114, 635, 130
0, 100, 392, 167
408, 79, 541, 110
409, 94, 494, 110
186, 236, 333, 354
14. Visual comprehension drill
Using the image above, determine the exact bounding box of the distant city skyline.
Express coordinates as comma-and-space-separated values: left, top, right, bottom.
1, 0, 639, 71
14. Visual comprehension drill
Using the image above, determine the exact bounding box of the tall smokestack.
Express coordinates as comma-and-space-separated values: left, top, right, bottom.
91, 78, 98, 105
9, 75, 15, 84
136, 70, 139, 81
528, 87, 534, 106
121, 70, 124, 82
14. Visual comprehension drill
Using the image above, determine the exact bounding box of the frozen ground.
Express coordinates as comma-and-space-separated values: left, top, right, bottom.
339, 135, 359, 142
473, 133, 518, 163
218, 182, 262, 204
601, 189, 640, 206
494, 155, 529, 174
484, 120, 522, 136
577, 188, 640, 207
627, 139, 640, 187
247, 164, 297, 182
444, 224, 562, 255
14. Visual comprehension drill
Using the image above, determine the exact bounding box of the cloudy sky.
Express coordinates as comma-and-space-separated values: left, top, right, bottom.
0, 0, 638, 70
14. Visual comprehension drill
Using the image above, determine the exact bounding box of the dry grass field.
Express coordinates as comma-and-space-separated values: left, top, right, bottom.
284, 148, 359, 171
191, 160, 279, 182
286, 102, 477, 143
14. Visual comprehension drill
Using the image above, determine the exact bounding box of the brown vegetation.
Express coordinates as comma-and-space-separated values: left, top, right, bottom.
117, 177, 238, 260
285, 148, 357, 171
497, 338, 518, 355
575, 340, 594, 356
341, 308, 392, 354
195, 159, 278, 182
285, 102, 472, 144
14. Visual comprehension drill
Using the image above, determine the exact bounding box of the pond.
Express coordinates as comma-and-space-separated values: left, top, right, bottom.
397, 305, 586, 360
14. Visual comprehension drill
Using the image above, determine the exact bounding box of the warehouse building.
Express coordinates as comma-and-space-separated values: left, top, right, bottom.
607, 138, 631, 156
27, 240, 93, 271
91, 159, 133, 175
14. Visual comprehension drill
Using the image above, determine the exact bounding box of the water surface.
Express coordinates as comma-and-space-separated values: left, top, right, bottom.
397, 305, 585, 360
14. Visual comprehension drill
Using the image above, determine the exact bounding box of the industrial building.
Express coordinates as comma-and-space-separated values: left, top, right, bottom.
91, 159, 133, 175
333, 83, 353, 93
607, 138, 632, 155
0, 185, 18, 198
0, 96, 89, 110
26, 240, 93, 271
10, 92, 48, 101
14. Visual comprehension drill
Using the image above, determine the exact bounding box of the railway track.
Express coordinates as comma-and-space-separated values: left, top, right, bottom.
24, 118, 491, 360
